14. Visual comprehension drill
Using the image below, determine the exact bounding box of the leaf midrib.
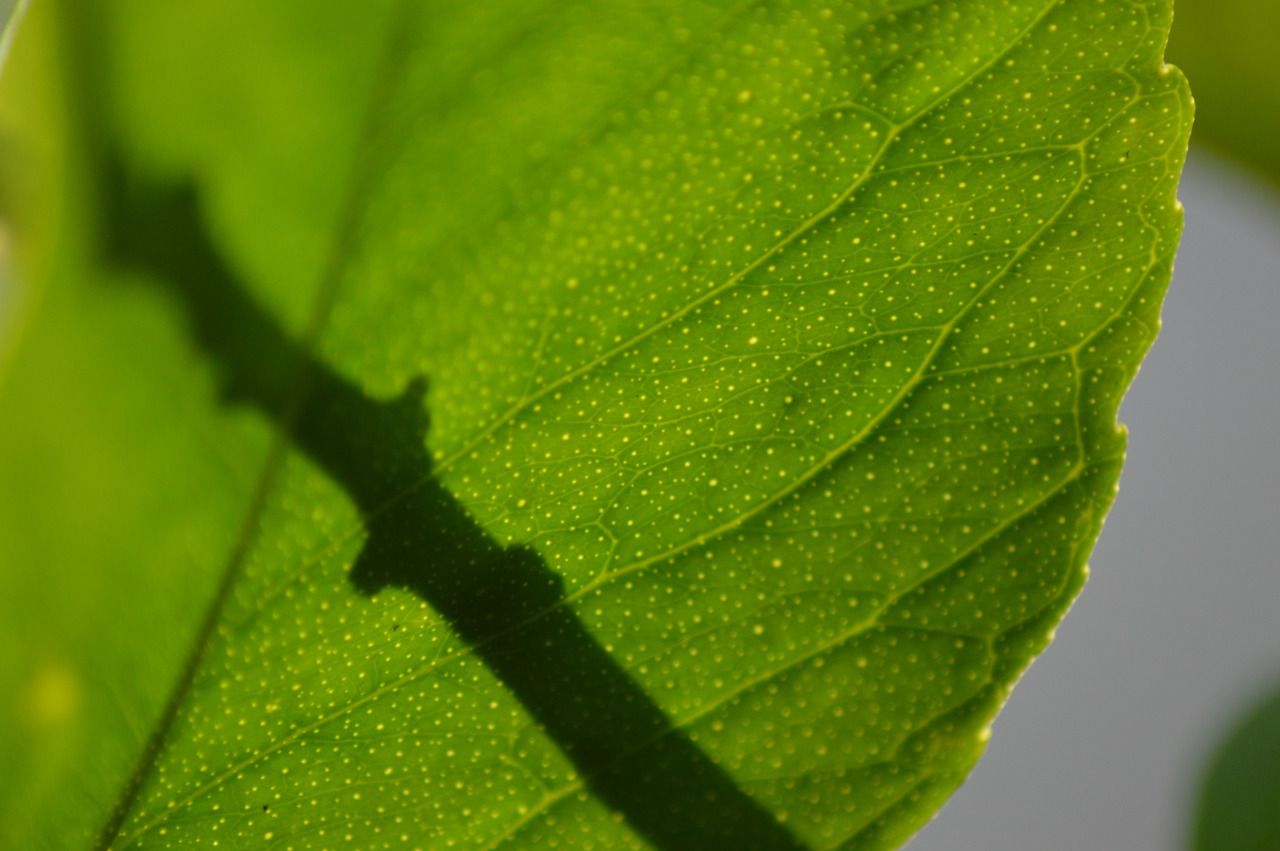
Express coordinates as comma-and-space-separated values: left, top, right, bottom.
94, 1, 422, 845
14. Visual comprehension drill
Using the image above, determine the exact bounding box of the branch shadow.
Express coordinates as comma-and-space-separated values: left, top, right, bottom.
101, 162, 807, 851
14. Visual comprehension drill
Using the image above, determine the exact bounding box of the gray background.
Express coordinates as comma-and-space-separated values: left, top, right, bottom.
912, 152, 1280, 850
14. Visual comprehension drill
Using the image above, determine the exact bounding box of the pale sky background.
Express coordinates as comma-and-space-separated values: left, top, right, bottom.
912, 151, 1280, 851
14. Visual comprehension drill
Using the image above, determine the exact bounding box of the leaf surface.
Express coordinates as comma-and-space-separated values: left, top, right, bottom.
0, 0, 1190, 848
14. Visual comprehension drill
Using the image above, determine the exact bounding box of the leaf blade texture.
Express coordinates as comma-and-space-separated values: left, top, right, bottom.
0, 0, 1191, 848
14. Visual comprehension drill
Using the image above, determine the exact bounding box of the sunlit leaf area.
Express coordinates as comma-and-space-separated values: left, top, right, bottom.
1, 1, 1273, 849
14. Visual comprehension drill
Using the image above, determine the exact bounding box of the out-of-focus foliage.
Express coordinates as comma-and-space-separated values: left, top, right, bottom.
0, 1, 1188, 849
1193, 683, 1280, 851
1168, 0, 1280, 183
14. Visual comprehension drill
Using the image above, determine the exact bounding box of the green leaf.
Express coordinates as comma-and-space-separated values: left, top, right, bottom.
0, 0, 1190, 849
1167, 0, 1280, 184
1194, 683, 1280, 851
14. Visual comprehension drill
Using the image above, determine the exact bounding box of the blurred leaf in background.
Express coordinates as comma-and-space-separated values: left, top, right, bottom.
1193, 682, 1280, 851
1168, 3, 1280, 835
1168, 0, 1280, 183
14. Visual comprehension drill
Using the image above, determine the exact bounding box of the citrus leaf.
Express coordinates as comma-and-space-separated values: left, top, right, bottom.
1194, 683, 1280, 851
1167, 0, 1280, 184
0, 0, 1190, 849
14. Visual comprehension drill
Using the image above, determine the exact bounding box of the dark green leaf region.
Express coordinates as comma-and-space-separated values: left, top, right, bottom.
0, 0, 1190, 849
1194, 684, 1280, 851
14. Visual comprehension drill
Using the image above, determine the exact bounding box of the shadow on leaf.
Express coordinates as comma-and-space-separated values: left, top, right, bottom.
98, 160, 807, 851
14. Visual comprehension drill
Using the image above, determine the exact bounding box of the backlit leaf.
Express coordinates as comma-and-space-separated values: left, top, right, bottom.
0, 1, 1190, 848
